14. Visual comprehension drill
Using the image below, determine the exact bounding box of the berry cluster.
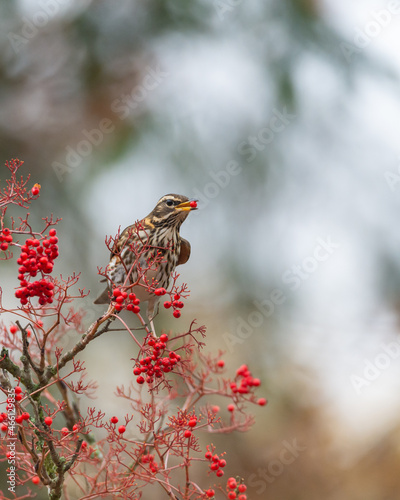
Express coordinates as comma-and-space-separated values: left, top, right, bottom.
163, 291, 185, 319
141, 453, 159, 473
226, 477, 247, 500
230, 364, 261, 395
133, 334, 181, 385
0, 411, 31, 432
15, 229, 59, 306
0, 227, 13, 251
15, 412, 30, 424
169, 411, 198, 439
112, 288, 141, 313
205, 446, 226, 478
15, 385, 23, 402
109, 416, 126, 434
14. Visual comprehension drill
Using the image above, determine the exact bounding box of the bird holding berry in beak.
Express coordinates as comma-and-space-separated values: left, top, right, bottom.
95, 194, 197, 332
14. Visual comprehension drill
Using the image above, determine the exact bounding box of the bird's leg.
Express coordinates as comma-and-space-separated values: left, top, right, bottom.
147, 301, 157, 337
149, 317, 156, 337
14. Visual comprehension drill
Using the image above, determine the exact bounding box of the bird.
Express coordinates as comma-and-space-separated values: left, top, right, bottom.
94, 194, 197, 332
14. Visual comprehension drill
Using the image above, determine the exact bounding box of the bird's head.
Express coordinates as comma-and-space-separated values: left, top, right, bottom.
148, 194, 198, 228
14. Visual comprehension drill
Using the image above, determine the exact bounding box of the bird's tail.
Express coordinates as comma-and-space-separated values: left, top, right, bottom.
94, 288, 110, 304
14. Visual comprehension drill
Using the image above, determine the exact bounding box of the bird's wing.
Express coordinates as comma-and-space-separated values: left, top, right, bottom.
94, 287, 110, 304
110, 219, 154, 258
177, 238, 191, 266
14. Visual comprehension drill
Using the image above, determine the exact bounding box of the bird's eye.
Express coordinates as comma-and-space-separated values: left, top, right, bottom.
166, 200, 174, 207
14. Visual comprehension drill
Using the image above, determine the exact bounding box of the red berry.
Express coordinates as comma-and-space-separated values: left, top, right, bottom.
227, 404, 235, 412
118, 425, 126, 434
49, 228, 56, 237
32, 476, 40, 485
189, 200, 197, 208
174, 293, 180, 300
257, 398, 267, 406
188, 418, 197, 428
15, 394, 22, 401
44, 416, 53, 426
9, 325, 18, 334
210, 462, 219, 471
206, 489, 215, 498
219, 459, 226, 468
238, 485, 247, 493
211, 405, 220, 413
173, 310, 181, 319
217, 359, 225, 368
228, 492, 237, 499
111, 416, 119, 424
61, 427, 69, 436
133, 367, 141, 375
31, 187, 39, 196
154, 287, 166, 296
73, 424, 79, 431
113, 288, 121, 297
160, 333, 168, 342
0, 242, 8, 251
205, 451, 212, 460
216, 469, 224, 477
22, 412, 30, 420
1, 424, 7, 432
15, 415, 23, 424
227, 478, 237, 489
81, 441, 87, 449
164, 301, 172, 309
136, 376, 145, 384
184, 430, 192, 438
236, 364, 248, 376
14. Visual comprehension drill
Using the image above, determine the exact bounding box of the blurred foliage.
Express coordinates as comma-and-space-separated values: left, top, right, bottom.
1, 0, 400, 498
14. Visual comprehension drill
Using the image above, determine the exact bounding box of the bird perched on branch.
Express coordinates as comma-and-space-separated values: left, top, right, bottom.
94, 194, 197, 331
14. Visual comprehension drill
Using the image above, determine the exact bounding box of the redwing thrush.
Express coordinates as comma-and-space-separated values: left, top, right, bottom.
94, 194, 197, 330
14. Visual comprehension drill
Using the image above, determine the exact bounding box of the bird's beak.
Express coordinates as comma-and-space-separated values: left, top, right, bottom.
176, 200, 198, 212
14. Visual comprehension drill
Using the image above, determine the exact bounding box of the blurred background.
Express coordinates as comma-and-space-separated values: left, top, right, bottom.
2, 0, 400, 498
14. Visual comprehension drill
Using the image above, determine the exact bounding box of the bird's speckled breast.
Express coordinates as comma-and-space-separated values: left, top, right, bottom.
106, 225, 181, 292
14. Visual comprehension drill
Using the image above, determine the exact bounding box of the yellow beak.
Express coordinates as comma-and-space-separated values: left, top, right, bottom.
176, 200, 198, 212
